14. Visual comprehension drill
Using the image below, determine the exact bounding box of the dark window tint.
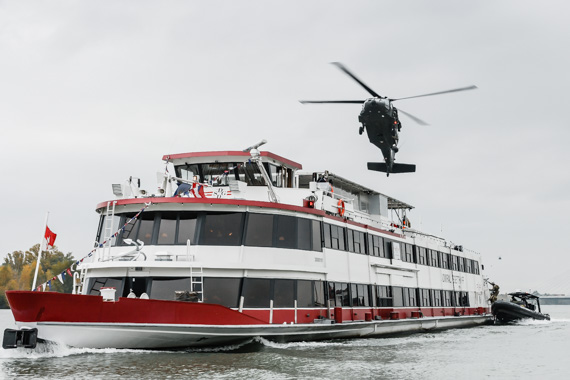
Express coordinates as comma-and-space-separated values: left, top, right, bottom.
297, 218, 312, 251
87, 277, 124, 301
157, 213, 177, 245
312, 221, 322, 252
245, 213, 274, 247
275, 215, 296, 249
353, 284, 369, 306
242, 278, 271, 308
137, 214, 155, 245
333, 282, 350, 306
201, 212, 244, 246
376, 285, 393, 307
177, 212, 198, 244
203, 277, 242, 308
297, 280, 313, 307
151, 277, 190, 300
273, 279, 295, 308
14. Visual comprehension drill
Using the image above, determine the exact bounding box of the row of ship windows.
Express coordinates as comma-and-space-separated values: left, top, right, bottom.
88, 276, 471, 309
96, 211, 479, 274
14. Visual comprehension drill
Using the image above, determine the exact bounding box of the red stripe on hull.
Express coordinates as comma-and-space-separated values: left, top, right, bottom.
6, 291, 265, 325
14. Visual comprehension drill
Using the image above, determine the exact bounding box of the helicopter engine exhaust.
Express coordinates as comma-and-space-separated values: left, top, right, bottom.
368, 162, 416, 175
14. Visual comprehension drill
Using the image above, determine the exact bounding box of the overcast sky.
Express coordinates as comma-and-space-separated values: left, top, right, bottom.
1, 1, 569, 294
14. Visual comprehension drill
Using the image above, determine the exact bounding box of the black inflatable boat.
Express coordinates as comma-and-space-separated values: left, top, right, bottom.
492, 292, 550, 323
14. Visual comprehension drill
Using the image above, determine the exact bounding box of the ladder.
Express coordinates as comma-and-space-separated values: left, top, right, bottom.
102, 201, 117, 261
190, 266, 204, 302
73, 266, 87, 294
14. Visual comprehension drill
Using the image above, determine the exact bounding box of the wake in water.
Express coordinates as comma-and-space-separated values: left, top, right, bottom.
0, 341, 157, 360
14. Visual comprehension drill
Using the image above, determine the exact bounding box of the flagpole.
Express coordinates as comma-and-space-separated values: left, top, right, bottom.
32, 212, 49, 290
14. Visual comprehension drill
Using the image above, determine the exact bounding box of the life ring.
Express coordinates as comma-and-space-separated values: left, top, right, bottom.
337, 199, 345, 217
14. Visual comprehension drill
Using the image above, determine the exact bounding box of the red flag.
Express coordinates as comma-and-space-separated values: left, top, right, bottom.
66, 268, 72, 276
44, 226, 57, 248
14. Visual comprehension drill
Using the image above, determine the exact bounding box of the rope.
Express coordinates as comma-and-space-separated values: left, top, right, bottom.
33, 202, 152, 292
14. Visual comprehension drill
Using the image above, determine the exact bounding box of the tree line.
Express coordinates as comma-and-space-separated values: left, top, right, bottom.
0, 244, 75, 308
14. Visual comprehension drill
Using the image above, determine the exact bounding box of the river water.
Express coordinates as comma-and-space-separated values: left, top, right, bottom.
0, 306, 568, 379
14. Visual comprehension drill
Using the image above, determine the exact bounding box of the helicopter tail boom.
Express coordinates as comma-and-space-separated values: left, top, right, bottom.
367, 162, 416, 174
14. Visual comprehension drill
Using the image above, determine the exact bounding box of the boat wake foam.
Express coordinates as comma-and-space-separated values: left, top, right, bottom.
0, 340, 157, 359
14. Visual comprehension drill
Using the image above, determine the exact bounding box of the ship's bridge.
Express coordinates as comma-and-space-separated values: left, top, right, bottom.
163, 151, 302, 189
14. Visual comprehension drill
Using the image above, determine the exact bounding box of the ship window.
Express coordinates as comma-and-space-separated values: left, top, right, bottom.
150, 277, 191, 300
420, 289, 432, 307
333, 282, 350, 307
368, 234, 384, 257
297, 280, 314, 308
384, 240, 393, 259
429, 250, 439, 267
465, 259, 472, 273
392, 286, 404, 307
297, 218, 312, 251
324, 224, 345, 251
443, 290, 453, 307
312, 221, 322, 252
403, 287, 418, 307
273, 279, 295, 308
458, 257, 465, 272
177, 212, 198, 245
417, 247, 427, 265
203, 277, 242, 308
245, 213, 274, 247
347, 230, 366, 255
431, 289, 442, 307
200, 212, 244, 246
473, 260, 480, 275
237, 162, 266, 186
242, 278, 271, 308
314, 281, 326, 307
274, 215, 296, 249
352, 284, 370, 306
137, 214, 155, 245
440, 252, 450, 269
376, 285, 393, 307
403, 244, 414, 263
451, 255, 458, 271
157, 212, 177, 245
176, 164, 200, 181
87, 277, 124, 301
201, 163, 233, 186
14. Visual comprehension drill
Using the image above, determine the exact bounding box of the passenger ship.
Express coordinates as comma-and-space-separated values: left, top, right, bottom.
6, 142, 491, 349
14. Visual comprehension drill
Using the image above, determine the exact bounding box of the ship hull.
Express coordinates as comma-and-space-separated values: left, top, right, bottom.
491, 301, 550, 323
8, 291, 491, 349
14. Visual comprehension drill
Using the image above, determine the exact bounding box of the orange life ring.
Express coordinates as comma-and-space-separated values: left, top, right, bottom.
337, 199, 345, 217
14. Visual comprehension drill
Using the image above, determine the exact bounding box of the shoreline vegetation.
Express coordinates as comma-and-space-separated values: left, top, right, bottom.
0, 244, 75, 308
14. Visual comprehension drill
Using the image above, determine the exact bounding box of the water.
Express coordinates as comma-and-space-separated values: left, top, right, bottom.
1, 307, 569, 379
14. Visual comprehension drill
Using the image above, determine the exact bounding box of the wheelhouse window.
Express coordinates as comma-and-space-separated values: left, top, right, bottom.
200, 212, 244, 246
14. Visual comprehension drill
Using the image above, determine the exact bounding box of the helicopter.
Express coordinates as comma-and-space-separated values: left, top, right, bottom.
300, 62, 477, 176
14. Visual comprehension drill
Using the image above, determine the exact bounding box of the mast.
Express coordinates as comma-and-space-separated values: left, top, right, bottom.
31, 212, 49, 290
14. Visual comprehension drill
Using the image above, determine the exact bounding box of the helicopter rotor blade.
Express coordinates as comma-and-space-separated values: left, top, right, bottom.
390, 85, 478, 101
299, 100, 364, 104
331, 62, 382, 98
398, 109, 430, 126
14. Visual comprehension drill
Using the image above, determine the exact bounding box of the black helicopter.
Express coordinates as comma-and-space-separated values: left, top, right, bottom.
300, 62, 477, 176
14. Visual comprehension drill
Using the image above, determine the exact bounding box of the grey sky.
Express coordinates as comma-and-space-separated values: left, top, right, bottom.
1, 1, 569, 293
